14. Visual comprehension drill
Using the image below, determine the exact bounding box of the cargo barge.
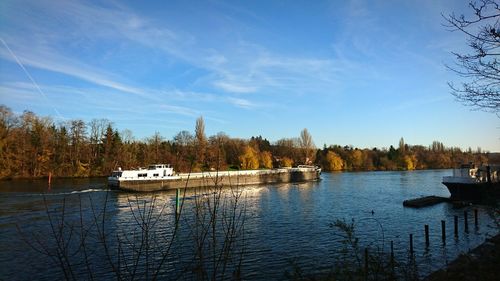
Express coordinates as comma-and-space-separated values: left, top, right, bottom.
108, 164, 321, 192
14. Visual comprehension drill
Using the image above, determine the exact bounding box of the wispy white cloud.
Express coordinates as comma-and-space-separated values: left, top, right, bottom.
159, 104, 200, 117
227, 97, 257, 109
205, 54, 228, 66
0, 83, 42, 101
206, 45, 351, 97
0, 37, 150, 98
58, 1, 346, 96
0, 81, 208, 123
1, 0, 356, 107
167, 89, 217, 102
0, 0, 261, 110
0, 0, 363, 114
213, 81, 257, 93
393, 95, 450, 111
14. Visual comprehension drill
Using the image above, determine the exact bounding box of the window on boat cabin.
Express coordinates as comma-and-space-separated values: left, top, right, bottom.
138, 173, 147, 177
153, 173, 159, 177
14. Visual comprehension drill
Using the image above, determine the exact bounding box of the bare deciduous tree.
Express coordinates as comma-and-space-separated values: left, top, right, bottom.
444, 0, 500, 113
195, 116, 207, 167
299, 128, 315, 164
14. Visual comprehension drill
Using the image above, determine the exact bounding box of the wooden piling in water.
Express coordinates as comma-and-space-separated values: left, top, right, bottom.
364, 247, 369, 276
425, 225, 430, 246
474, 209, 479, 228
409, 234, 414, 255
390, 240, 394, 266
464, 210, 469, 233
175, 188, 181, 220
441, 220, 446, 244
454, 215, 459, 237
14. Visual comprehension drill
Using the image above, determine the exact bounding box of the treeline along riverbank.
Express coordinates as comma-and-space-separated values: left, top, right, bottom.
0, 105, 495, 179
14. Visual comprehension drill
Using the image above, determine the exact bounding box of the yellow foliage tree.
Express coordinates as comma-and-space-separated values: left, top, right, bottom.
325, 151, 344, 171
351, 149, 364, 170
75, 160, 90, 177
239, 145, 259, 170
403, 155, 417, 170
281, 157, 293, 167
260, 151, 273, 169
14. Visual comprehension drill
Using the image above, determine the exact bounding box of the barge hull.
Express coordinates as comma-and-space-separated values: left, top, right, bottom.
443, 182, 500, 201
111, 169, 320, 192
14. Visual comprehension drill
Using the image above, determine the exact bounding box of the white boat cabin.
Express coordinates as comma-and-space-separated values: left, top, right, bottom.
443, 163, 499, 184
110, 164, 175, 180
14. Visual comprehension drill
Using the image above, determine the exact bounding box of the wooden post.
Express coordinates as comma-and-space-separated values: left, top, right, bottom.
364, 247, 369, 277
424, 225, 430, 247
48, 172, 52, 185
474, 209, 479, 228
409, 234, 414, 255
454, 215, 459, 237
441, 220, 446, 244
464, 210, 469, 233
390, 240, 395, 271
175, 188, 181, 220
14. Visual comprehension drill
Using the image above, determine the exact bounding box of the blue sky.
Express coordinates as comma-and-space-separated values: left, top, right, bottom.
0, 0, 498, 151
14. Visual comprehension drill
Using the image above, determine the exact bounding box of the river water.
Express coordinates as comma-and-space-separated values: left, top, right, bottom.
0, 170, 498, 280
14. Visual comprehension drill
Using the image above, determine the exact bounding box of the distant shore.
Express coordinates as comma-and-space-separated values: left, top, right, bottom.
0, 175, 108, 181
0, 168, 454, 182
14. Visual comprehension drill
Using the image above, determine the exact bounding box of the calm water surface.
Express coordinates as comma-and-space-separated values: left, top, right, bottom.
0, 170, 498, 280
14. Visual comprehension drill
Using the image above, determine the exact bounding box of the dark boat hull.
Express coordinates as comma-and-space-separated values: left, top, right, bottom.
443, 181, 500, 201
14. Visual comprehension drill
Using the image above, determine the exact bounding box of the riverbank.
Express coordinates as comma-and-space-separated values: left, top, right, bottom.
0, 175, 107, 181
424, 233, 500, 281
0, 168, 451, 181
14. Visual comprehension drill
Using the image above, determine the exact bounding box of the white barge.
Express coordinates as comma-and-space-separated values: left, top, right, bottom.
442, 163, 500, 200
108, 164, 321, 192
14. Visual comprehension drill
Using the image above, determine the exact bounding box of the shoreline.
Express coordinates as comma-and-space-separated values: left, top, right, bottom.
0, 175, 108, 181
0, 168, 455, 181
424, 232, 500, 281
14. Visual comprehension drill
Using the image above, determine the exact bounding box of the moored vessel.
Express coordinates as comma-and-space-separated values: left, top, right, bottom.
442, 163, 500, 200
108, 164, 321, 192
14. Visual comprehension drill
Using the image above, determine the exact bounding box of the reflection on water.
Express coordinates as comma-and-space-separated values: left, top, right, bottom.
0, 170, 498, 280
